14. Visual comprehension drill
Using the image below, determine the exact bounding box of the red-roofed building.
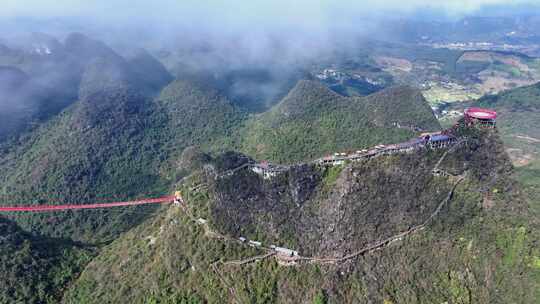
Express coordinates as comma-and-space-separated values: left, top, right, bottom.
464, 108, 497, 128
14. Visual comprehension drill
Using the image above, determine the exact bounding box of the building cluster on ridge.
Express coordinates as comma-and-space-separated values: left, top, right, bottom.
250, 107, 496, 172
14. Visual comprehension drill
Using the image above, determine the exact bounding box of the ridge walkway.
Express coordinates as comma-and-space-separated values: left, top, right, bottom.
215, 132, 461, 180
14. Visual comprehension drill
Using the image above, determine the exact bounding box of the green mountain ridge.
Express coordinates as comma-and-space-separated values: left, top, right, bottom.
0, 70, 435, 242
2, 34, 536, 302
64, 124, 539, 303
239, 80, 440, 163
438, 82, 540, 208
0, 87, 169, 241
472, 82, 540, 214
0, 32, 141, 142
0, 37, 176, 242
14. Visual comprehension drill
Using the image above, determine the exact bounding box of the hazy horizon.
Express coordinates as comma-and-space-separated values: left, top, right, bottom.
2, 1, 540, 34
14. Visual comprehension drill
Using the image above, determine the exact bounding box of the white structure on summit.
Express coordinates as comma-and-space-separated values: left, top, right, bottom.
248, 240, 262, 247
271, 245, 299, 257
251, 161, 287, 179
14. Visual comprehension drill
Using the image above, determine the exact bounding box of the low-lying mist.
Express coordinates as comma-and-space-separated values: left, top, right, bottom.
1, 1, 540, 121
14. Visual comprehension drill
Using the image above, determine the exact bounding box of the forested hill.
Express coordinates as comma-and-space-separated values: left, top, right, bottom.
0, 35, 176, 242
238, 80, 440, 163
0, 216, 92, 304
0, 51, 439, 244
476, 81, 540, 110
64, 122, 539, 303
0, 35, 443, 303
0, 33, 537, 303
470, 81, 540, 215
0, 33, 135, 142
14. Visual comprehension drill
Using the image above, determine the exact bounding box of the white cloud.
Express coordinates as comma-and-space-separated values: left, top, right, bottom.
1, 0, 538, 19
1, 0, 539, 36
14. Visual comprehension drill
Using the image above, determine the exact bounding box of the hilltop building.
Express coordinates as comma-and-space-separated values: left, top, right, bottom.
425, 134, 456, 149
250, 161, 284, 179
464, 108, 497, 128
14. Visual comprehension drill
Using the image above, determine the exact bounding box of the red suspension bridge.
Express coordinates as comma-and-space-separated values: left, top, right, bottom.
0, 196, 176, 212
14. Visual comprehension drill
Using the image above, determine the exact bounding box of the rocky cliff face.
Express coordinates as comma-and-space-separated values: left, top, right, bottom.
204, 126, 508, 259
